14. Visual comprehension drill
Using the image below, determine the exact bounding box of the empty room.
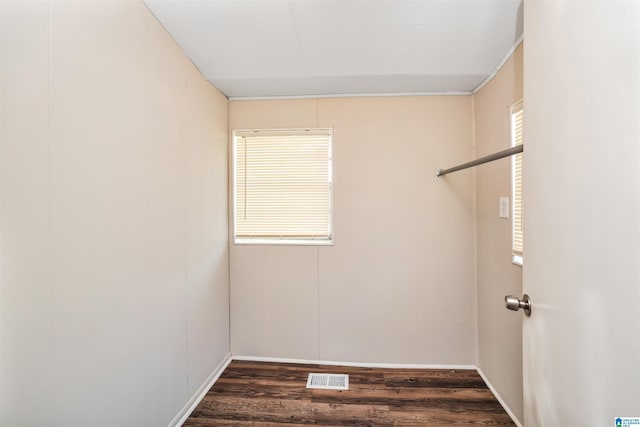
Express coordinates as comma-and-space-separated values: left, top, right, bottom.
1, 1, 639, 426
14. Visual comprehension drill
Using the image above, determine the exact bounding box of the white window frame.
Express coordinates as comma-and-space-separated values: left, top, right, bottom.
232, 128, 334, 246
510, 100, 524, 266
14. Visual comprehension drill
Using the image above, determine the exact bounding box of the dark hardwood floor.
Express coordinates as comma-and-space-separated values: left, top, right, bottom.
184, 360, 515, 426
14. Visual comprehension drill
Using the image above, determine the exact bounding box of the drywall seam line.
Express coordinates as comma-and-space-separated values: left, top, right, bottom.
116, 2, 127, 419
315, 98, 321, 360
184, 47, 191, 399
472, 35, 524, 94
316, 246, 321, 360
47, 2, 54, 421
227, 100, 232, 354
471, 95, 479, 367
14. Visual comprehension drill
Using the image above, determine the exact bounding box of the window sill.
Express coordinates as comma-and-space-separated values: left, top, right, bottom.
234, 238, 333, 246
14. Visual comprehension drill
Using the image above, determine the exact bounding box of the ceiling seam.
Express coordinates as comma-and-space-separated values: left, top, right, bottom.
287, 0, 306, 64
227, 91, 473, 101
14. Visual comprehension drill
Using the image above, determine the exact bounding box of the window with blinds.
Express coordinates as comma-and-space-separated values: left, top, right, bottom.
510, 101, 523, 265
233, 129, 333, 244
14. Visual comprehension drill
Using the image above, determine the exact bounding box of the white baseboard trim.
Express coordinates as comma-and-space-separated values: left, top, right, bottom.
169, 352, 232, 427
232, 355, 475, 371
476, 367, 523, 427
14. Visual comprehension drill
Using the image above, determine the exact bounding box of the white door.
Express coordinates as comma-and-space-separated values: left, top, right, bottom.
522, 1, 640, 426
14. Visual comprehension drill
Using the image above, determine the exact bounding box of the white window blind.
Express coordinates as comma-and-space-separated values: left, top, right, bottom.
233, 129, 333, 243
511, 101, 524, 264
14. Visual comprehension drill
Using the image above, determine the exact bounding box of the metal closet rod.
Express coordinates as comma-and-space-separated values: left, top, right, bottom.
436, 145, 524, 178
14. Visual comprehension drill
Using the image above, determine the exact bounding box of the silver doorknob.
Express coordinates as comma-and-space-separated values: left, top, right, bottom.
504, 294, 531, 317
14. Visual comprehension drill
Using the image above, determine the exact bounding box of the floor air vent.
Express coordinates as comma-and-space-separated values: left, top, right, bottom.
306, 373, 349, 390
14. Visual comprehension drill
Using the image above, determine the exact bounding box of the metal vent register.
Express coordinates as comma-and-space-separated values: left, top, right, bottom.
306, 373, 349, 390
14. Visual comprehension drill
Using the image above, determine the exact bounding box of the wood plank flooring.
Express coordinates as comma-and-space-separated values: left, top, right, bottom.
184, 361, 515, 426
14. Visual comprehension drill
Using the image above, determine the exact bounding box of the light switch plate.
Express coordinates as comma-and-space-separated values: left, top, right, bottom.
499, 197, 509, 219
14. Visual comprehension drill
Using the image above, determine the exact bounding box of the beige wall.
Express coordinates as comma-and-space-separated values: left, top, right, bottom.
229, 96, 475, 364
473, 44, 524, 423
0, 2, 229, 426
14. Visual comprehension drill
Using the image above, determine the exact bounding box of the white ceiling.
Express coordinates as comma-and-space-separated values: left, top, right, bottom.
144, 0, 523, 99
